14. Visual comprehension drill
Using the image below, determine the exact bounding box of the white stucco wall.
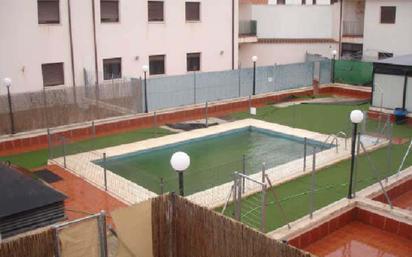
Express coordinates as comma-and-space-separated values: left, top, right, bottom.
0, 0, 73, 95
249, 4, 339, 39
373, 73, 405, 109
405, 76, 412, 111
363, 0, 412, 59
343, 0, 365, 23
0, 0, 237, 94
268, 0, 332, 5
239, 42, 338, 67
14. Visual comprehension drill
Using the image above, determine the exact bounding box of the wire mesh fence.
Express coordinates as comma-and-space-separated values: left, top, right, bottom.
0, 60, 332, 135
218, 122, 412, 233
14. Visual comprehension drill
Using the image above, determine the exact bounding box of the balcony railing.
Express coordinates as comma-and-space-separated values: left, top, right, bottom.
343, 21, 364, 37
239, 20, 257, 37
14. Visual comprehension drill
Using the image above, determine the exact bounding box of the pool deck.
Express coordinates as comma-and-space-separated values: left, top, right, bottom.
44, 165, 126, 224
303, 221, 412, 257
50, 118, 387, 208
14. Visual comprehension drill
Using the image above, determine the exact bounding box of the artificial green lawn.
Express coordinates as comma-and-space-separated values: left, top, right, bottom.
2, 101, 412, 233
220, 102, 412, 231
0, 128, 174, 169
228, 103, 412, 139
219, 143, 412, 231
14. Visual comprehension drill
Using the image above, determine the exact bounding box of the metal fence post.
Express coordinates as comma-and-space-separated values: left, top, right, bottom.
47, 128, 52, 159
97, 211, 108, 257
205, 102, 208, 128
103, 153, 107, 191
153, 111, 157, 128
309, 147, 316, 219
261, 184, 267, 233
261, 162, 266, 184
91, 121, 96, 138
242, 155, 246, 193
234, 173, 241, 221
193, 71, 197, 104
238, 68, 241, 97
386, 123, 393, 183
52, 226, 61, 257
160, 177, 164, 194
62, 137, 67, 168
273, 64, 277, 92
303, 137, 307, 171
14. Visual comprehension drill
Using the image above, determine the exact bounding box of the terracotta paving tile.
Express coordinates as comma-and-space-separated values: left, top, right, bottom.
391, 189, 412, 211
44, 165, 127, 224
304, 221, 412, 257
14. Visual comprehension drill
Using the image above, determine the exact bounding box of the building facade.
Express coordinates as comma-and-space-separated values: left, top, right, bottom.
238, 0, 340, 67
0, 0, 238, 94
363, 0, 412, 60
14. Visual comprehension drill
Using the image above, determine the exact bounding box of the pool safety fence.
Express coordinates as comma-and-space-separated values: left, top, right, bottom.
47, 109, 392, 207
0, 60, 332, 135
218, 130, 403, 232
0, 211, 108, 257
1, 194, 315, 257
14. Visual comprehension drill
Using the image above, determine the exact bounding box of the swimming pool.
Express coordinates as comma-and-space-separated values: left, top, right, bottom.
96, 127, 328, 195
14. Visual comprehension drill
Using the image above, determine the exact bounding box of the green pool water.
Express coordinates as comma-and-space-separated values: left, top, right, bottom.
98, 127, 326, 195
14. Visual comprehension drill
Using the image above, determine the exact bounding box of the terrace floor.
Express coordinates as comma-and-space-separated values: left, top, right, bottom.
43, 165, 126, 222
304, 221, 412, 257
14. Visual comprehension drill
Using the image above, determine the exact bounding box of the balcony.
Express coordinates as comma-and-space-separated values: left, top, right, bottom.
239, 20, 257, 43
342, 21, 364, 37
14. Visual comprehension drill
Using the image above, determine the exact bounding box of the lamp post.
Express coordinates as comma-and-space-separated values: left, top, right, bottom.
348, 110, 364, 199
3, 78, 15, 134
331, 50, 337, 83
251, 56, 258, 95
142, 65, 149, 113
170, 151, 190, 196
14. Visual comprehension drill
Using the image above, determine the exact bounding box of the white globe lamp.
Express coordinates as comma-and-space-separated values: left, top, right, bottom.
170, 151, 190, 196
3, 77, 12, 88
350, 110, 364, 124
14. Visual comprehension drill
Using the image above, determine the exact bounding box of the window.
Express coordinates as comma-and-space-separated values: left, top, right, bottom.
380, 6, 396, 24
313, 0, 317, 4
38, 0, 60, 24
101, 0, 119, 22
302, 0, 306, 4
378, 52, 393, 60
103, 58, 122, 80
186, 2, 200, 21
148, 1, 164, 22
187, 53, 201, 72
277, 0, 285, 4
149, 55, 165, 75
42, 63, 64, 87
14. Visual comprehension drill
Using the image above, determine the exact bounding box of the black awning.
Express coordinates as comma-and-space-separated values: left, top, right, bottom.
0, 165, 66, 219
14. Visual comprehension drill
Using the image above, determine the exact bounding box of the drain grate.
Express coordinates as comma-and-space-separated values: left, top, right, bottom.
34, 169, 63, 183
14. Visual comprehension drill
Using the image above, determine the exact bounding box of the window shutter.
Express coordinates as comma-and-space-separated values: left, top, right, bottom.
187, 53, 201, 72
186, 2, 200, 21
103, 58, 122, 80
148, 1, 164, 22
149, 55, 165, 75
101, 0, 119, 22
381, 6, 396, 24
42, 63, 64, 87
38, 0, 60, 24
